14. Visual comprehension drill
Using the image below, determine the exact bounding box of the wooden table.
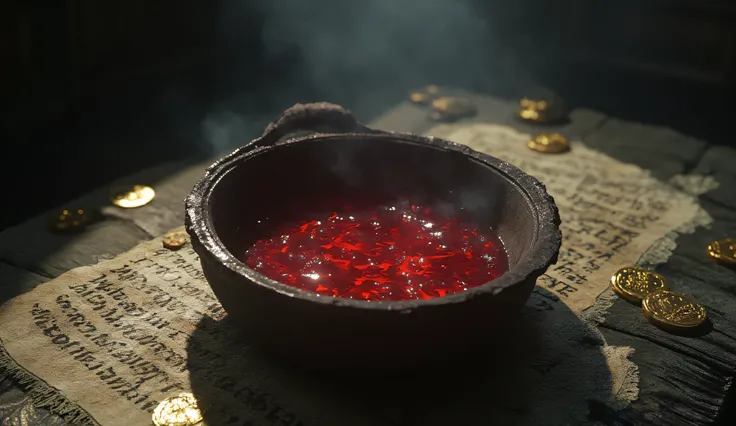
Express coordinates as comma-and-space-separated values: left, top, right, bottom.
1, 93, 735, 425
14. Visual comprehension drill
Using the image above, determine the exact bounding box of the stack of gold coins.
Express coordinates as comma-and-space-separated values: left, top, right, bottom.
516, 97, 567, 124
528, 133, 570, 154
162, 231, 189, 251
610, 266, 708, 333
110, 185, 156, 209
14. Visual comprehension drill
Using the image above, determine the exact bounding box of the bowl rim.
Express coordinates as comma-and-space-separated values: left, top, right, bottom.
185, 131, 561, 311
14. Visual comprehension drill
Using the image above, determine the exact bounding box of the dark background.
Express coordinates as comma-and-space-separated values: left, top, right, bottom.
2, 0, 734, 232
0, 0, 735, 423
0, 0, 736, 233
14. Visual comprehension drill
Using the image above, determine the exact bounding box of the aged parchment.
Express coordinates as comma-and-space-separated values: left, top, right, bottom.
0, 123, 712, 426
427, 123, 707, 314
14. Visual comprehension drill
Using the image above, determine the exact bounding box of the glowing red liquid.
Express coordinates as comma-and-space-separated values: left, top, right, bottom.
244, 203, 508, 301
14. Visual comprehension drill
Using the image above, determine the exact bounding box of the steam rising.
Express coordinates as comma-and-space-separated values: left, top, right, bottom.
201, 112, 270, 155
201, 0, 538, 153
202, 1, 517, 228
258, 0, 490, 99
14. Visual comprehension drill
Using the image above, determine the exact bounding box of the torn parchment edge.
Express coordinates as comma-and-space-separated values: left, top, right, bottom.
425, 123, 720, 414
0, 229, 191, 425
602, 345, 640, 410
577, 174, 717, 411
581, 175, 716, 326
100, 205, 177, 239
0, 336, 100, 426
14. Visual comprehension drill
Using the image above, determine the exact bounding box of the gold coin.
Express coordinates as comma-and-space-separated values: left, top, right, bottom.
111, 185, 156, 208
527, 133, 570, 154
516, 98, 568, 123
610, 267, 668, 303
152, 393, 203, 426
518, 108, 541, 121
48, 208, 95, 233
431, 96, 477, 119
519, 98, 548, 111
707, 238, 736, 264
162, 232, 188, 251
642, 290, 707, 330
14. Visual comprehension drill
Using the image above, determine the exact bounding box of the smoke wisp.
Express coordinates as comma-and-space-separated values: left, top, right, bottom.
201, 0, 538, 153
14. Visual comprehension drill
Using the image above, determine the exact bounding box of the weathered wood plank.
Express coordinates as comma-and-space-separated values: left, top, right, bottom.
371, 95, 608, 140
369, 101, 432, 135
100, 161, 209, 237
598, 138, 736, 376
0, 162, 195, 278
585, 121, 736, 424
0, 220, 150, 279
591, 263, 736, 420
692, 145, 736, 211
598, 327, 730, 426
0, 263, 47, 306
583, 118, 709, 180
602, 261, 736, 371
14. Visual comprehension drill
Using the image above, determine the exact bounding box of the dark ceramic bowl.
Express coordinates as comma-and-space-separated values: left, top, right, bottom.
185, 103, 561, 371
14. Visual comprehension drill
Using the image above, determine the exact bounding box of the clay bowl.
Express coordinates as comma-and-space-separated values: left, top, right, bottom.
185, 103, 561, 371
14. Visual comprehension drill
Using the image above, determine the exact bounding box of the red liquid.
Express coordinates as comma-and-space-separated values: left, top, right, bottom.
244, 203, 508, 302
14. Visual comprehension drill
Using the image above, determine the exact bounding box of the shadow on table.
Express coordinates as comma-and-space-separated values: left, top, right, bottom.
187, 287, 619, 426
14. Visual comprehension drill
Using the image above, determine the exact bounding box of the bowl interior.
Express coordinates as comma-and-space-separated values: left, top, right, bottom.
208, 135, 538, 276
